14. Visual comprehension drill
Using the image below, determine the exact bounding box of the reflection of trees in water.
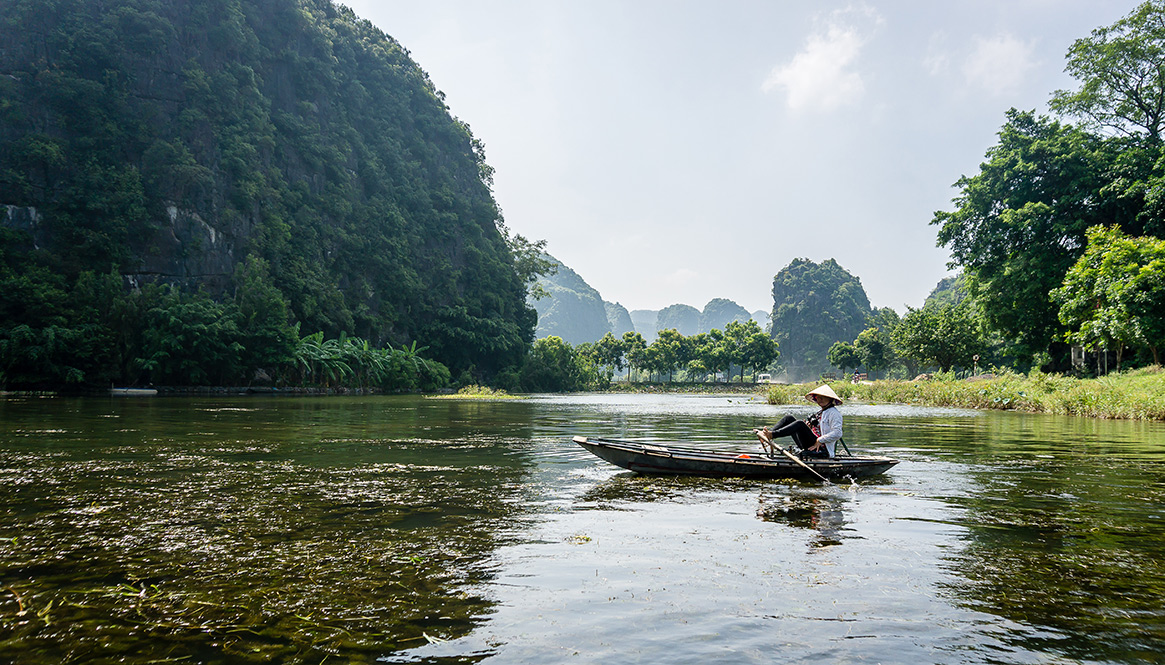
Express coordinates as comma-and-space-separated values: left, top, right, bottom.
939, 459, 1165, 662
756, 491, 851, 548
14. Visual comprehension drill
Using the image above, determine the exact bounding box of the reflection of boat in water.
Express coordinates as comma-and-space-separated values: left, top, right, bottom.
757, 493, 848, 547
573, 436, 899, 481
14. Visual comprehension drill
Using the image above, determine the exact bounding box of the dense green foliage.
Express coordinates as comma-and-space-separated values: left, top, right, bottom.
935, 2, 1165, 371
932, 110, 1110, 364
1053, 225, 1165, 366
892, 302, 982, 373
628, 319, 777, 384
517, 336, 602, 392
768, 258, 873, 381
0, 0, 534, 388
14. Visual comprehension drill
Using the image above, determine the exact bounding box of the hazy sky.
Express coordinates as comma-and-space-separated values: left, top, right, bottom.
342, 0, 1140, 315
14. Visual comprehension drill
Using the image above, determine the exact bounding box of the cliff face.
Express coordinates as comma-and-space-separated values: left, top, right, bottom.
530, 255, 611, 345
0, 0, 534, 376
604, 301, 634, 337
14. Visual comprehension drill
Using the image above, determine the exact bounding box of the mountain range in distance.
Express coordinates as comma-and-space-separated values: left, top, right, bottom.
529, 254, 768, 345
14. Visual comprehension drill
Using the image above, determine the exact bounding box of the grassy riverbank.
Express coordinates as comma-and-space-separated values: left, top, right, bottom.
765, 366, 1165, 420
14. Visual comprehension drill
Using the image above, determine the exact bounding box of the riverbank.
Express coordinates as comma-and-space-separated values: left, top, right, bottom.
765, 366, 1165, 421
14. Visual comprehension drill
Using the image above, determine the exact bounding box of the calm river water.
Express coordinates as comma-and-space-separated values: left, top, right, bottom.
1, 392, 1163, 664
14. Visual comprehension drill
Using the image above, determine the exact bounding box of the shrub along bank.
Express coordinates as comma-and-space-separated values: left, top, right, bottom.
765, 366, 1165, 421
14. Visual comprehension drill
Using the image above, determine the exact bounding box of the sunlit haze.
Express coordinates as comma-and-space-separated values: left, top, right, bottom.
343, 0, 1140, 314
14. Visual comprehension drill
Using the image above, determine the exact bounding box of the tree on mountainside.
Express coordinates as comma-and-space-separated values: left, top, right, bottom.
0, 0, 538, 388
657, 304, 701, 336
769, 258, 872, 381
925, 275, 969, 308
700, 298, 750, 333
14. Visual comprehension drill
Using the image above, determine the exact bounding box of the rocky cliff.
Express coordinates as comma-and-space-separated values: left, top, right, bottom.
0, 0, 535, 377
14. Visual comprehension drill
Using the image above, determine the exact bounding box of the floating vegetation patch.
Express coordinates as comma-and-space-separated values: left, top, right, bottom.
427, 386, 524, 401
0, 444, 529, 663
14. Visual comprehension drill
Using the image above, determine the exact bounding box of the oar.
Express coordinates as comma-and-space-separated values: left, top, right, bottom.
775, 445, 830, 483
753, 429, 830, 483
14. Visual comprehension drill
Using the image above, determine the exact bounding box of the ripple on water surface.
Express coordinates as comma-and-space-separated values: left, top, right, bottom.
1, 393, 1163, 664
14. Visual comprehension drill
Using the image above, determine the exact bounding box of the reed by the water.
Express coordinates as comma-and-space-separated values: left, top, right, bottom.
766, 366, 1165, 421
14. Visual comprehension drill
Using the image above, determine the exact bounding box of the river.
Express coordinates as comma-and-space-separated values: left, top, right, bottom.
1, 392, 1163, 664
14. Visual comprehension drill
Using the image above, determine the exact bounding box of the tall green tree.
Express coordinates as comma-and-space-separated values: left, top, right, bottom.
828, 341, 862, 375
592, 332, 626, 377
687, 330, 725, 382
621, 331, 647, 382
741, 324, 779, 381
932, 110, 1111, 365
1050, 0, 1165, 142
892, 303, 983, 373
1053, 225, 1165, 366
649, 328, 688, 382
854, 327, 890, 378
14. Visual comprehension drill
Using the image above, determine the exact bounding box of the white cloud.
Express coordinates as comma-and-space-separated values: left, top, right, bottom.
923, 31, 951, 76
962, 33, 1038, 97
762, 6, 882, 113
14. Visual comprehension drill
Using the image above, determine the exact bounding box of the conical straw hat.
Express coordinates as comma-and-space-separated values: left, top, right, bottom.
806, 384, 842, 404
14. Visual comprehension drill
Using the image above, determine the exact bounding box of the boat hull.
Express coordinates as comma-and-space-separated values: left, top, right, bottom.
574, 436, 898, 481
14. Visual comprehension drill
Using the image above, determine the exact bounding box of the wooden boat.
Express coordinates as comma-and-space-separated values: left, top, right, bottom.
109, 387, 158, 396
573, 436, 898, 481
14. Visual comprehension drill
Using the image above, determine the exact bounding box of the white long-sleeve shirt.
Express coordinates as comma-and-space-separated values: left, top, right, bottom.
816, 406, 843, 457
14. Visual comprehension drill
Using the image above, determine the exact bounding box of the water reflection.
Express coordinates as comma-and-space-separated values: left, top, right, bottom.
756, 491, 850, 548
4, 394, 1165, 664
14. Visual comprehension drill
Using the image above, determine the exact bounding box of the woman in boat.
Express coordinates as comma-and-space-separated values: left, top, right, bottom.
754, 385, 843, 458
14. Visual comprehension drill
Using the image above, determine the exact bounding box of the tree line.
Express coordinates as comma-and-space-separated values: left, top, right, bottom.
0, 258, 450, 391
516, 320, 779, 392
826, 293, 981, 379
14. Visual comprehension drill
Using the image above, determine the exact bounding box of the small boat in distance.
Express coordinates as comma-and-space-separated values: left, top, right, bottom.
109, 387, 158, 396
573, 436, 898, 481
